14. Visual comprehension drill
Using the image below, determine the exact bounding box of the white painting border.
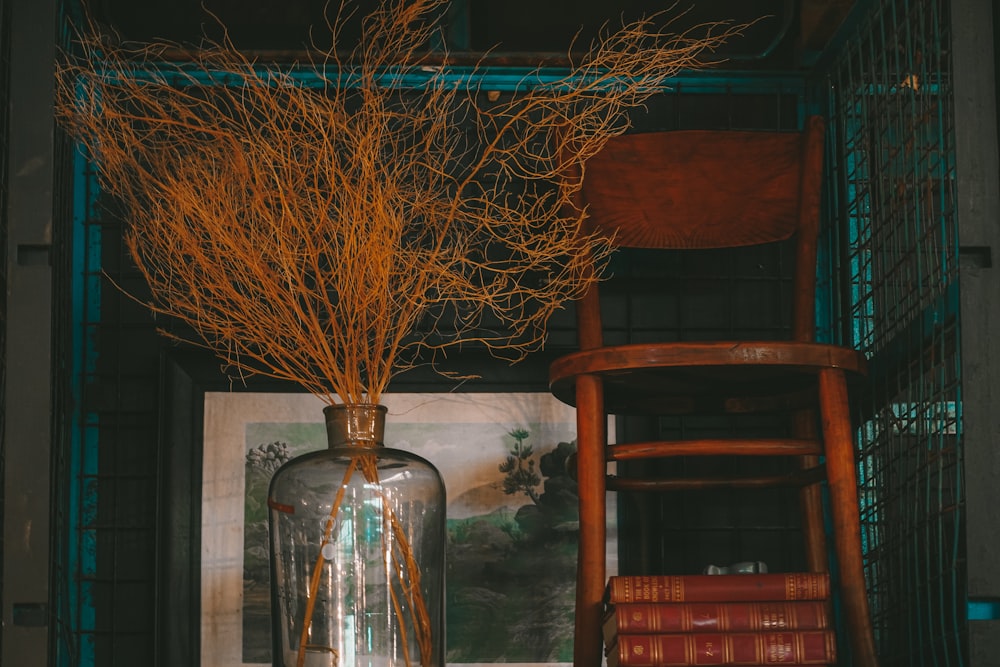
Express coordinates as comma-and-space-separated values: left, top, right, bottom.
201, 391, 617, 667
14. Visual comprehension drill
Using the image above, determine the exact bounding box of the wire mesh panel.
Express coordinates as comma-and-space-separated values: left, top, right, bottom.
61, 169, 164, 667
822, 0, 965, 664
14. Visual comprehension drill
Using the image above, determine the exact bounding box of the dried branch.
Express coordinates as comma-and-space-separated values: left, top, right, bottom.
56, 0, 741, 406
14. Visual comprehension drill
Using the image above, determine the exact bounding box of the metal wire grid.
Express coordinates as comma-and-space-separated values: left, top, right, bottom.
822, 0, 964, 663
46, 3, 162, 662
65, 176, 164, 667
54, 93, 167, 666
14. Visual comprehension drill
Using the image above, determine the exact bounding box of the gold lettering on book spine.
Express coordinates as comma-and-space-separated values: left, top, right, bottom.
760, 603, 788, 630
646, 576, 656, 602
766, 632, 793, 663
691, 608, 707, 632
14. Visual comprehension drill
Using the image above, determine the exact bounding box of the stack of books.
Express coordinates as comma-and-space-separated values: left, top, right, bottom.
602, 573, 837, 666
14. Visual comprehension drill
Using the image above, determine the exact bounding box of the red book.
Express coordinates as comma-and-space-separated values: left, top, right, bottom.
602, 600, 831, 642
605, 573, 831, 604
606, 630, 837, 666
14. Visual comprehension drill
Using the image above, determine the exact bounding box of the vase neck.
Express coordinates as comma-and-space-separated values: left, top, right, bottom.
323, 403, 386, 449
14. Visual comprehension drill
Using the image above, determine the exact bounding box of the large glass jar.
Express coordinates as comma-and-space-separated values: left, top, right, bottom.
268, 404, 446, 667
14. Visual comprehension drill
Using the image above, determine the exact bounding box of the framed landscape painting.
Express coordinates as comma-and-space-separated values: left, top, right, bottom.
200, 391, 617, 667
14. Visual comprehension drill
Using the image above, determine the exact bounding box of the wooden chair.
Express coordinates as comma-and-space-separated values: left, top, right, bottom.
549, 116, 879, 667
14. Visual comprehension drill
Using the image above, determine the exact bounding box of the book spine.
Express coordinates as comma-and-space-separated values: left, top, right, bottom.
610, 630, 837, 666
606, 573, 831, 603
609, 601, 830, 634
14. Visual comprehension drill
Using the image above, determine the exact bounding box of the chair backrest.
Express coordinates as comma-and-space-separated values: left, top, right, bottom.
572, 115, 826, 347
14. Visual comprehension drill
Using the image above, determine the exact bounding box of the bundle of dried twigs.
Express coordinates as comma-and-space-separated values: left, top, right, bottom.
56, 0, 739, 406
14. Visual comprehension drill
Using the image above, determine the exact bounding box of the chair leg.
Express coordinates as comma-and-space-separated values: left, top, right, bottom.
574, 374, 607, 667
794, 410, 829, 572
818, 369, 879, 667
799, 468, 829, 572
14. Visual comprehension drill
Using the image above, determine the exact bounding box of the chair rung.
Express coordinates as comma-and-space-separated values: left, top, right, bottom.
606, 465, 826, 492
608, 439, 822, 460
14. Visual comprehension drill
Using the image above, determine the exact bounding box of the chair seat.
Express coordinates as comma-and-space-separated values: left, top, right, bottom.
549, 340, 868, 415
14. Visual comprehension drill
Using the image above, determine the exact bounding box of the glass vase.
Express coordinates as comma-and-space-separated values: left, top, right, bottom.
268, 403, 446, 667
